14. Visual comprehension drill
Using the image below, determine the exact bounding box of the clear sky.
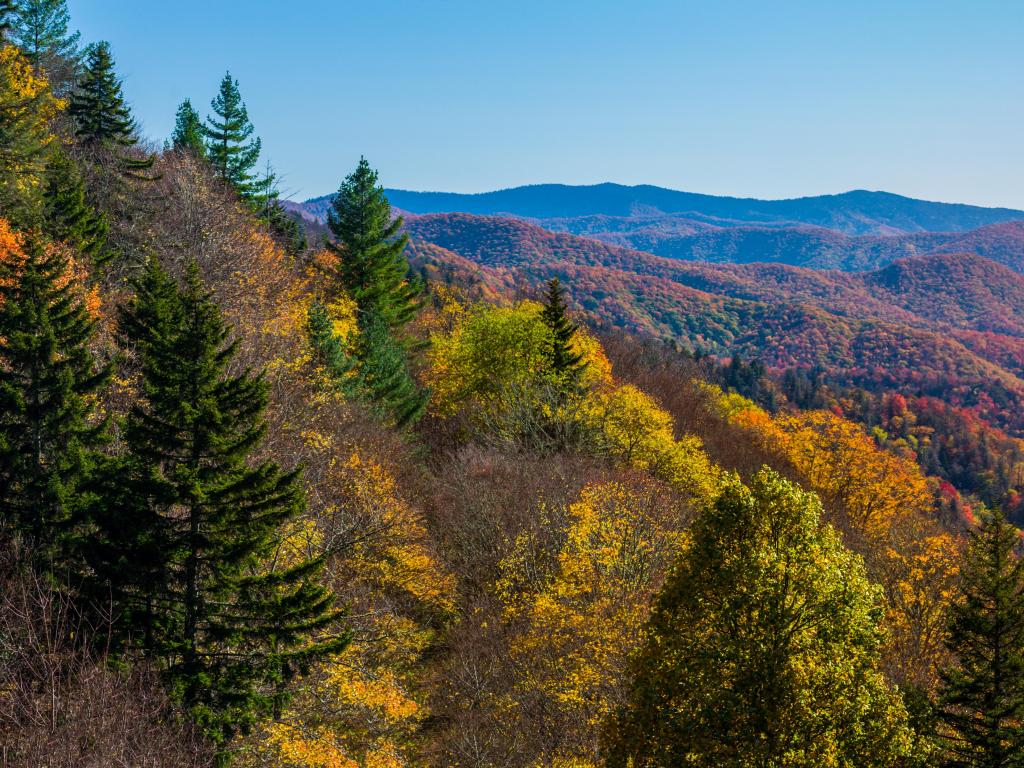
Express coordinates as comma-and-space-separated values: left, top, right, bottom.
69, 0, 1024, 207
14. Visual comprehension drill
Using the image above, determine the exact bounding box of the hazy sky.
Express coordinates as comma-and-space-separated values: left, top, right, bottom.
70, 0, 1023, 207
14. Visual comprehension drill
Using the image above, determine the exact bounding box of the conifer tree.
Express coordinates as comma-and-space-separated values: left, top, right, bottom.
91, 260, 344, 752
202, 72, 261, 198
606, 468, 913, 768
540, 277, 585, 386
0, 226, 109, 560
69, 42, 153, 172
0, 0, 17, 43
42, 147, 109, 264
10, 0, 78, 90
938, 510, 1024, 768
325, 157, 421, 328
170, 98, 204, 156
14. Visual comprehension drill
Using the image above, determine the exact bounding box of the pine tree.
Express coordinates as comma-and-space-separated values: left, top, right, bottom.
606, 468, 914, 768
9, 0, 78, 90
202, 72, 261, 198
69, 42, 153, 172
0, 1, 18, 43
938, 510, 1024, 768
325, 157, 421, 328
42, 147, 109, 264
91, 260, 345, 752
170, 98, 204, 156
0, 226, 109, 560
540, 277, 585, 386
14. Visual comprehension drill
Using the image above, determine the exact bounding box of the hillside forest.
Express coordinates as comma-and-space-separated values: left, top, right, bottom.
3, 4, 1024, 768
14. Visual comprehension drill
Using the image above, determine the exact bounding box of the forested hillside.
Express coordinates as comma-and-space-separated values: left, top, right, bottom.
2, 4, 1024, 768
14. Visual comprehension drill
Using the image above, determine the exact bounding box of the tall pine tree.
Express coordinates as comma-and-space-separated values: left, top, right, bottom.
90, 260, 345, 753
202, 72, 261, 198
0, 225, 109, 560
314, 158, 428, 426
69, 41, 153, 172
540, 277, 585, 388
170, 98, 204, 155
325, 157, 421, 328
938, 509, 1024, 768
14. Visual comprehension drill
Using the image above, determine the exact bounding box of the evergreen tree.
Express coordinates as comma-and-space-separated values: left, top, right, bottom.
9, 0, 78, 89
202, 72, 261, 198
540, 277, 585, 387
938, 509, 1024, 768
90, 260, 345, 752
69, 42, 153, 172
325, 157, 421, 328
42, 147, 109, 264
251, 160, 307, 256
0, 228, 109, 559
0, 0, 17, 43
605, 468, 913, 768
170, 98, 204, 155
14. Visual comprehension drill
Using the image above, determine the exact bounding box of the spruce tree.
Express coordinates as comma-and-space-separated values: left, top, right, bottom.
325, 157, 421, 328
938, 509, 1024, 768
42, 147, 109, 264
606, 468, 913, 768
540, 277, 585, 386
170, 98, 204, 156
91, 260, 344, 752
0, 228, 109, 559
10, 0, 78, 90
69, 42, 154, 172
0, 0, 17, 43
202, 72, 261, 198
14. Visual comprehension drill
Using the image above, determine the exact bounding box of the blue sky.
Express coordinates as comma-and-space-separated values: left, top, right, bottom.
70, 0, 1024, 207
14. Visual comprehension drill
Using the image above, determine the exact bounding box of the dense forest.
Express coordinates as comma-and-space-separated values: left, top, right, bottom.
2, 3, 1024, 768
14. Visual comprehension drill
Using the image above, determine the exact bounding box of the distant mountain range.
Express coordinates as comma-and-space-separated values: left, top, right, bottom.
287, 184, 1024, 432
296, 183, 1024, 237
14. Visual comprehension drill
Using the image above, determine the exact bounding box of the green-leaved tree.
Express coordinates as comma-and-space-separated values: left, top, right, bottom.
9, 0, 78, 87
88, 260, 345, 756
69, 41, 153, 173
202, 72, 261, 198
170, 98, 204, 156
0, 229, 109, 561
938, 509, 1024, 768
606, 468, 914, 768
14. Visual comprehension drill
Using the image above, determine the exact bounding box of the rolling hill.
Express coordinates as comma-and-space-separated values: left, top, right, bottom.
400, 212, 1024, 434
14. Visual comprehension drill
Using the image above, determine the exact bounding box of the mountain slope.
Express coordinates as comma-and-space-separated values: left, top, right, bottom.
402, 213, 1024, 433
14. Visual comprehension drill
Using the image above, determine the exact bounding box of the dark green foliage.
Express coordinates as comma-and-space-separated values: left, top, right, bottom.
69, 42, 154, 172
308, 303, 428, 428
326, 157, 421, 329
540, 277, 585, 387
202, 73, 261, 198
938, 509, 1024, 768
171, 98, 204, 156
89, 260, 345, 753
9, 0, 79, 80
0, 230, 109, 559
606, 468, 912, 768
42, 147, 109, 264
0, 1, 17, 43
